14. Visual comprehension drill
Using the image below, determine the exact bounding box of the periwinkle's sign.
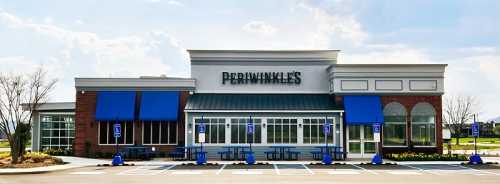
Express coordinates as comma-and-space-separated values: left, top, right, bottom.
222, 71, 301, 85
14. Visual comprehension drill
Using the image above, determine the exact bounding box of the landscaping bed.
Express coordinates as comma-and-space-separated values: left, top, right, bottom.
0, 152, 64, 168
385, 152, 468, 161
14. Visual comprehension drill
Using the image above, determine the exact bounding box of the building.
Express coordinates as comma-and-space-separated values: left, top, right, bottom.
30, 102, 75, 151
31, 50, 447, 159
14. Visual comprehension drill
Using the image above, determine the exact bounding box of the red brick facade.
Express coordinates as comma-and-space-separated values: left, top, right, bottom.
74, 91, 189, 157
380, 95, 443, 154
336, 95, 443, 154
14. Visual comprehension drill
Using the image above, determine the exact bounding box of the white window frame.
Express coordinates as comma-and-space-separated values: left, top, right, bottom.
302, 118, 336, 144
141, 121, 179, 145
382, 120, 408, 147
229, 118, 262, 144
193, 117, 227, 145
192, 115, 343, 147
39, 112, 75, 150
411, 116, 437, 147
97, 121, 134, 146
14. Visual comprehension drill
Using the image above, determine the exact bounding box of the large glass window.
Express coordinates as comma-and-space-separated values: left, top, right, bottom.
267, 118, 297, 144
195, 118, 226, 144
383, 102, 407, 146
411, 102, 436, 146
303, 118, 334, 144
40, 114, 75, 150
142, 121, 177, 145
230, 118, 261, 144
98, 121, 134, 145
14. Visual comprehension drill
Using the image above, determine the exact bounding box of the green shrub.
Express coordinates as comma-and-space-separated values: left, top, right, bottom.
43, 148, 73, 156
384, 152, 468, 161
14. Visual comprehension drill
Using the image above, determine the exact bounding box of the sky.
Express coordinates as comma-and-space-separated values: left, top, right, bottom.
0, 0, 499, 121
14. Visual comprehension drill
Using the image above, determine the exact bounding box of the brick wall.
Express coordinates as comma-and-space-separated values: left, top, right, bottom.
74, 91, 190, 157
380, 95, 443, 154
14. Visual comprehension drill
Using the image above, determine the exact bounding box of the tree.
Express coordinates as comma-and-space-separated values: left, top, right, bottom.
493, 126, 500, 137
0, 68, 57, 164
442, 95, 479, 145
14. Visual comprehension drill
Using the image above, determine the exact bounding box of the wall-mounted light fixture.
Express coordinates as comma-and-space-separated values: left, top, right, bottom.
298, 123, 302, 128
188, 122, 192, 129
81, 90, 85, 94
226, 123, 230, 128
262, 123, 266, 128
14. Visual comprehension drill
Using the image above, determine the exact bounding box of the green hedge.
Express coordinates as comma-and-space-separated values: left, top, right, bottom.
43, 148, 74, 156
384, 152, 468, 161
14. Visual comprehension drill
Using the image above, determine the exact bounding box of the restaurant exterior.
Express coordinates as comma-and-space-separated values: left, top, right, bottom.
31, 50, 447, 160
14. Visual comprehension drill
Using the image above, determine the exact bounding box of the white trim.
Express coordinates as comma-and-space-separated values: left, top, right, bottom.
141, 121, 179, 145
39, 112, 75, 115
38, 113, 76, 150
185, 110, 344, 113
97, 121, 135, 145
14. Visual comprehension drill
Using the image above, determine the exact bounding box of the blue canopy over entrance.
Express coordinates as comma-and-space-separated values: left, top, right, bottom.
343, 95, 384, 125
139, 91, 179, 121
95, 91, 136, 121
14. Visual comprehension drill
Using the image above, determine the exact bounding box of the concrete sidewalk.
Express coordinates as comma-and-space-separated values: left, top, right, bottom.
0, 156, 109, 175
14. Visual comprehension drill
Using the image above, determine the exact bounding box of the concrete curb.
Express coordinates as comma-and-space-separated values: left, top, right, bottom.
0, 164, 84, 175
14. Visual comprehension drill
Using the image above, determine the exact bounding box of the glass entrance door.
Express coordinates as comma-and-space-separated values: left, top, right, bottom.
348, 125, 377, 158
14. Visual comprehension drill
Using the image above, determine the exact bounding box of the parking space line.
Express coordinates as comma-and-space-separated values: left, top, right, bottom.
170, 171, 203, 175
70, 171, 106, 175
451, 164, 500, 176
273, 164, 281, 175
216, 164, 227, 175
302, 164, 315, 175
387, 171, 422, 175
117, 165, 175, 176
327, 170, 361, 175
349, 164, 379, 175
401, 164, 443, 175
232, 171, 263, 175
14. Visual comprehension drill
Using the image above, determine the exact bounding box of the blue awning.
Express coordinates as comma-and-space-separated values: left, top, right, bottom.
343, 95, 384, 125
139, 91, 179, 121
95, 91, 136, 121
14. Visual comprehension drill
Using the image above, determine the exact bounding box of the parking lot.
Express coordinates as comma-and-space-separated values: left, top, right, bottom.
2, 163, 500, 184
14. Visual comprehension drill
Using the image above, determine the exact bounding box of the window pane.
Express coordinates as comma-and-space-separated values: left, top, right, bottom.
195, 119, 200, 143
169, 123, 177, 144
210, 119, 218, 144
311, 124, 319, 143
303, 124, 310, 144
239, 119, 245, 143
99, 122, 107, 144
282, 119, 290, 143
349, 125, 361, 140
290, 119, 297, 143
161, 123, 168, 144
108, 123, 116, 144
218, 119, 225, 143
231, 119, 238, 143
364, 125, 373, 140
143, 122, 151, 144
275, 119, 282, 144
267, 119, 274, 143
151, 123, 160, 144
126, 122, 133, 144
254, 124, 261, 143
411, 115, 435, 146
383, 119, 406, 146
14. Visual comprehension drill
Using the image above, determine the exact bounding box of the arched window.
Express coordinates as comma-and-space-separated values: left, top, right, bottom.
383, 102, 407, 146
411, 102, 436, 146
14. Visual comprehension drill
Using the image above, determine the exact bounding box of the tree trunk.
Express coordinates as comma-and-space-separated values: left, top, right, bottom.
455, 136, 460, 145
10, 123, 31, 164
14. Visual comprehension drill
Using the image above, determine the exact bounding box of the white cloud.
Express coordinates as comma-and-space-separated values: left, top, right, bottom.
148, 0, 185, 6
43, 17, 53, 24
75, 19, 84, 25
0, 12, 189, 101
293, 0, 368, 47
242, 21, 277, 35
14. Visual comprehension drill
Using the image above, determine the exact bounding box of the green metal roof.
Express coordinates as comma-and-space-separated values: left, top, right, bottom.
185, 94, 342, 111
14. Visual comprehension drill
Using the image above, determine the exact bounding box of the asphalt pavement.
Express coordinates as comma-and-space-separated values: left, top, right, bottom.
1, 163, 500, 184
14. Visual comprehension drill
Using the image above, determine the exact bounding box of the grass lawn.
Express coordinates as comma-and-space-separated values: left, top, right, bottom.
0, 140, 9, 148
447, 144, 500, 150
454, 137, 500, 144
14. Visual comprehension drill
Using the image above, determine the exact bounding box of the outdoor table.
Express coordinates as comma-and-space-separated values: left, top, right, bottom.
222, 145, 250, 160
314, 146, 342, 160
269, 145, 296, 160
177, 146, 201, 160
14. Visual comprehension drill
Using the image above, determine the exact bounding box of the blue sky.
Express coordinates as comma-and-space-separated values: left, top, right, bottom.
0, 0, 499, 120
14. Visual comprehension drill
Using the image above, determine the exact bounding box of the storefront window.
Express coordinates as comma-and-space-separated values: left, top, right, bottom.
230, 118, 261, 144
142, 121, 177, 145
303, 118, 334, 144
98, 121, 134, 145
383, 102, 407, 146
411, 102, 436, 146
267, 118, 297, 144
40, 114, 75, 151
195, 118, 226, 144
